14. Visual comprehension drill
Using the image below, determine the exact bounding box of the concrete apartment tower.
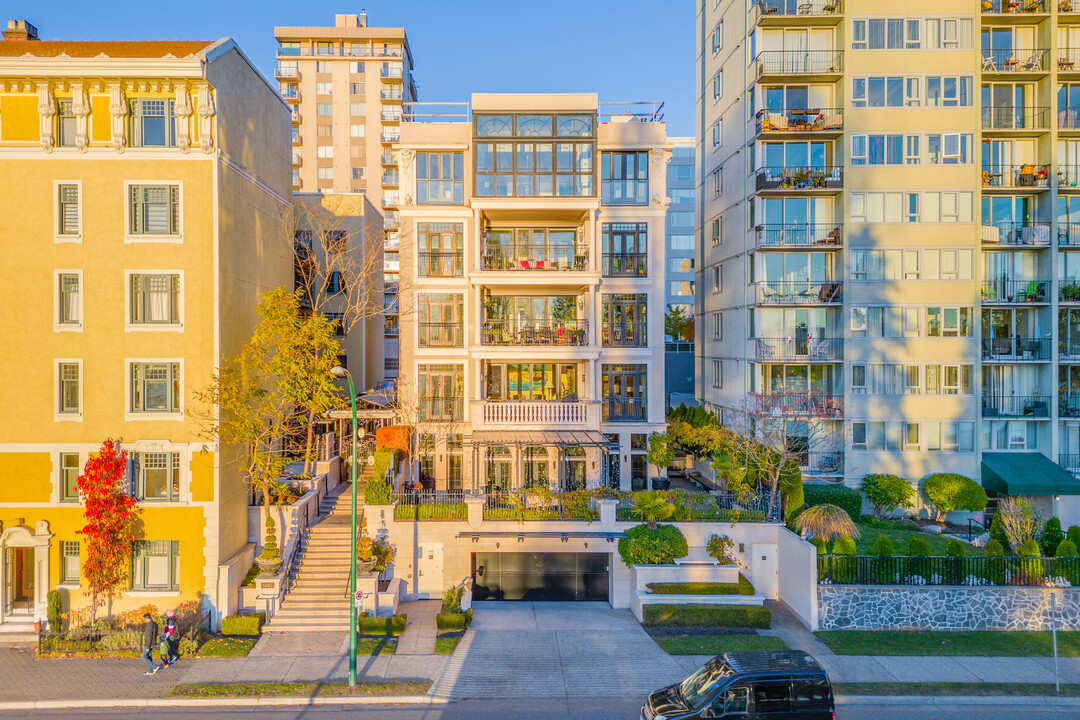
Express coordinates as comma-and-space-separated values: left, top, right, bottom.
395, 94, 670, 493
274, 13, 418, 381
665, 137, 697, 404
696, 0, 1080, 522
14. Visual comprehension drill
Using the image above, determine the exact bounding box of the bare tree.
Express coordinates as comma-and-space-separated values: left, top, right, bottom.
382, 376, 464, 491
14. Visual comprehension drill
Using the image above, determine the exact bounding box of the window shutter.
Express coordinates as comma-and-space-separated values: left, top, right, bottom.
170, 186, 180, 234
130, 186, 140, 233
127, 455, 138, 497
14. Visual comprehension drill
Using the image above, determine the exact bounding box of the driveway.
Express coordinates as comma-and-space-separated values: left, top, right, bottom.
429, 602, 691, 699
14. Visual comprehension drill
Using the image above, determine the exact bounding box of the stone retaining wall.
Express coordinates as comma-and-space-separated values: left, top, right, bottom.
818, 586, 1080, 630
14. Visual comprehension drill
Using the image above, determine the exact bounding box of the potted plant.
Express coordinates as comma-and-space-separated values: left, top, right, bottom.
356, 514, 377, 574
1062, 282, 1080, 301
1036, 167, 1049, 186
256, 515, 282, 575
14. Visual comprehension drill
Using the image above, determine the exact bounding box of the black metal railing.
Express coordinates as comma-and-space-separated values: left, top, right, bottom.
483, 491, 596, 522
1061, 454, 1080, 473
603, 399, 648, 422
481, 319, 589, 346
417, 323, 463, 348
981, 394, 1050, 418
982, 164, 1051, 189
981, 337, 1052, 360
756, 224, 842, 248
755, 337, 843, 361
755, 50, 843, 75
1060, 395, 1080, 418
419, 397, 463, 422
1062, 337, 1080, 356
1061, 106, 1080, 130
981, 0, 1046, 12
980, 279, 1050, 303
799, 452, 845, 477
391, 490, 468, 521
1059, 48, 1080, 72
982, 106, 1050, 131
756, 108, 844, 134
756, 166, 843, 191
603, 322, 648, 347
1059, 166, 1080, 190
817, 555, 1080, 587
749, 392, 844, 418
616, 491, 781, 523
756, 280, 843, 305
602, 253, 648, 277
1062, 224, 1080, 246
756, 0, 842, 18
417, 252, 463, 277
981, 49, 1047, 72
481, 245, 589, 271
980, 221, 1051, 245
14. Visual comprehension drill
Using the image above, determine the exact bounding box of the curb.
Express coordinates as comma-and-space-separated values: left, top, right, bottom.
836, 695, 1080, 707
0, 695, 450, 710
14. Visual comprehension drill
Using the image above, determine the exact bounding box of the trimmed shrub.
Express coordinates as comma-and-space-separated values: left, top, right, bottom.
945, 538, 965, 557
442, 586, 464, 614
1057, 539, 1078, 557
905, 537, 931, 556
803, 485, 863, 522
617, 524, 689, 565
984, 538, 1005, 584
1041, 517, 1065, 558
943, 538, 966, 584
221, 612, 265, 636
861, 474, 915, 518
871, 535, 895, 585
831, 535, 857, 583
705, 534, 735, 564
871, 535, 895, 556
641, 604, 771, 629
921, 473, 987, 522
357, 613, 407, 636
645, 575, 756, 596
1021, 538, 1044, 582
905, 536, 932, 581
435, 609, 473, 632
1057, 540, 1080, 586
363, 480, 393, 506
990, 512, 1009, 551
47, 590, 63, 633
240, 563, 259, 588
1068, 525, 1080, 550
809, 537, 826, 581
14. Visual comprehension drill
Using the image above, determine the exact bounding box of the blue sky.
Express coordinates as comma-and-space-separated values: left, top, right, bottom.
26, 0, 697, 137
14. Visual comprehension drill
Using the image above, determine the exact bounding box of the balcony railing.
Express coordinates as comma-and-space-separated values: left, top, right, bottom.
417, 323, 464, 348
280, 85, 299, 100
417, 252, 463, 277
1059, 49, 1080, 71
381, 111, 402, 122
755, 50, 843, 76
755, 223, 841, 248
980, 222, 1051, 245
381, 132, 400, 143
980, 279, 1050, 303
1061, 106, 1080, 129
755, 280, 842, 305
981, 395, 1050, 418
1063, 337, 1080, 357
381, 172, 400, 185
755, 0, 843, 18
602, 253, 648, 277
748, 392, 844, 418
981, 0, 1046, 12
982, 106, 1050, 131
483, 401, 588, 425
980, 337, 1052, 361
1061, 395, 1080, 418
275, 66, 298, 78
799, 452, 844, 477
817, 555, 1080, 587
603, 399, 648, 422
756, 337, 843, 361
981, 48, 1047, 72
481, 319, 589, 346
981, 164, 1050, 189
756, 108, 843, 134
381, 67, 404, 78
381, 88, 404, 100
1062, 283, 1080, 302
1058, 166, 1080, 190
602, 322, 648, 347
1061, 455, 1080, 474
481, 246, 589, 272
755, 166, 843, 191
1061, 223, 1080, 246
419, 397, 463, 422
381, 153, 396, 164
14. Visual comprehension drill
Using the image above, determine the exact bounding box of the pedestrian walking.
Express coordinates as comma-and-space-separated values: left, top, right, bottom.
161, 609, 180, 666
140, 613, 160, 675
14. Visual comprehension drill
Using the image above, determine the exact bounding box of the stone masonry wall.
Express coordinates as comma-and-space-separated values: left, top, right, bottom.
818, 586, 1080, 630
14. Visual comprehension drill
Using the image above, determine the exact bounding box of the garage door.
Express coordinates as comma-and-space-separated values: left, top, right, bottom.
472, 552, 609, 601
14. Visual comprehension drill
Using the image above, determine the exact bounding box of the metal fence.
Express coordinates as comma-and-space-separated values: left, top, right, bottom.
38, 610, 211, 655
391, 490, 468, 521
617, 491, 779, 523
818, 555, 1080, 587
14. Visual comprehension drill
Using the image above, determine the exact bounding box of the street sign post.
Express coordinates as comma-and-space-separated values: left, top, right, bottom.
354, 589, 367, 614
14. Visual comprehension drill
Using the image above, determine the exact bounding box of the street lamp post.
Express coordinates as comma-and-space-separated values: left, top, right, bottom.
330, 364, 359, 687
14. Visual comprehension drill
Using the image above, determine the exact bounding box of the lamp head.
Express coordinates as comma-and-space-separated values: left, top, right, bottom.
330, 365, 348, 378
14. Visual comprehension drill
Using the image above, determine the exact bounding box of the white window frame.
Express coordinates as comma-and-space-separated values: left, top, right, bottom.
54, 450, 84, 504
713, 264, 722, 293
712, 20, 723, 53
125, 270, 184, 332
124, 181, 183, 244
713, 71, 723, 100
125, 359, 184, 421
54, 180, 82, 242
60, 540, 80, 586
713, 312, 722, 340
130, 539, 181, 593
713, 360, 722, 388
55, 269, 83, 332
55, 358, 83, 422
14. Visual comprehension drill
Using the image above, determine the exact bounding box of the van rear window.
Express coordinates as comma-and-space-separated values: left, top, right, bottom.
793, 677, 831, 707
753, 682, 791, 713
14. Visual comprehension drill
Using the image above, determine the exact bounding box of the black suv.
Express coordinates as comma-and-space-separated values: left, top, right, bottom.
641, 651, 834, 720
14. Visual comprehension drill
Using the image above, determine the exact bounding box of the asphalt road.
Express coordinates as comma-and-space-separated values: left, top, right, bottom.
1, 699, 1077, 720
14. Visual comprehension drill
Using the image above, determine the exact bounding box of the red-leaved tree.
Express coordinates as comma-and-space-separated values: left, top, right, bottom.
76, 439, 139, 627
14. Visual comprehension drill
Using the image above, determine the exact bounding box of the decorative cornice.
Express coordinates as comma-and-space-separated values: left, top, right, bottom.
37, 85, 54, 153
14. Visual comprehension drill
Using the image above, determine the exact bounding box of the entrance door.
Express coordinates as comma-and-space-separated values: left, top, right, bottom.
3, 548, 13, 614
3, 547, 30, 614
472, 552, 609, 601
417, 542, 444, 598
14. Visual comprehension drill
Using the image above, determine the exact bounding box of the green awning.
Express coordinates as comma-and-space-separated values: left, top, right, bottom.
981, 452, 1080, 496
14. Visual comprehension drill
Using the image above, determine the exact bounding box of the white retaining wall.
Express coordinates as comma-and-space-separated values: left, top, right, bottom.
777, 528, 819, 630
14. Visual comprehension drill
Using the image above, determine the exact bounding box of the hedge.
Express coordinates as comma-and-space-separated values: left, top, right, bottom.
645, 575, 755, 596
220, 612, 265, 636
357, 613, 407, 636
435, 609, 473, 632
618, 524, 689, 565
642, 604, 771, 629
803, 484, 863, 522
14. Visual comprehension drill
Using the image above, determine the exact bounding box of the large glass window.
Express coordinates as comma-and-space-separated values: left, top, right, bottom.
418, 364, 463, 421
417, 293, 463, 347
58, 362, 80, 414
602, 223, 648, 276
601, 151, 649, 205
131, 362, 181, 413
135, 452, 180, 501
416, 152, 464, 204
129, 185, 180, 235
417, 222, 463, 277
602, 294, 648, 346
482, 227, 584, 270
60, 541, 80, 584
475, 113, 595, 197
602, 364, 647, 421
128, 99, 176, 148
131, 274, 180, 324
484, 362, 579, 402
60, 452, 80, 501
131, 540, 179, 591
57, 99, 77, 147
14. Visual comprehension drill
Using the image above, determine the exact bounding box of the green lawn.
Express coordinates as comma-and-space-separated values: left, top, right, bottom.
355, 636, 398, 655
646, 575, 756, 596
434, 635, 463, 655
169, 681, 431, 698
197, 636, 258, 658
652, 634, 789, 656
833, 682, 1080, 697
817, 630, 1080, 656
854, 523, 984, 557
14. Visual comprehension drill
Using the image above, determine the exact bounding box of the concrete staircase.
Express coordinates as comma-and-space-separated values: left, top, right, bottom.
263, 489, 355, 632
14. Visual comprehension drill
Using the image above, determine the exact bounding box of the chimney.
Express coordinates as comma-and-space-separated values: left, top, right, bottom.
359, 10, 367, 27
3, 19, 39, 41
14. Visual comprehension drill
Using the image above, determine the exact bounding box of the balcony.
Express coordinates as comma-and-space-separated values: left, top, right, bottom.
981, 337, 1052, 361
381, 152, 397, 165
1058, 166, 1080, 191
381, 87, 403, 100
602, 253, 647, 277
291, 110, 301, 125
417, 252, 463, 278
602, 399, 648, 423
275, 66, 298, 79
982, 106, 1050, 132
602, 322, 648, 347
419, 397, 463, 422
980, 279, 1050, 303
980, 48, 1048, 74
755, 337, 842, 362
483, 401, 590, 426
480, 246, 589, 272
748, 391, 843, 419
981, 164, 1050, 190
754, 50, 843, 79
481, 319, 589, 346
1060, 49, 1080, 73
1061, 455, 1080, 475
417, 323, 464, 348
292, 155, 301, 168
980, 221, 1051, 245
755, 108, 843, 136
799, 452, 844, 477
755, 166, 843, 192
1063, 337, 1080, 358
381, 131, 400, 143
1064, 1, 1080, 20
754, 0, 843, 24
381, 111, 402, 123
280, 85, 299, 101
381, 67, 404, 79
381, 172, 400, 186
981, 0, 1047, 16
1061, 106, 1080, 130
755, 280, 842, 305
982, 395, 1050, 419
755, 223, 841, 249
1061, 395, 1080, 418
1061, 223, 1080, 246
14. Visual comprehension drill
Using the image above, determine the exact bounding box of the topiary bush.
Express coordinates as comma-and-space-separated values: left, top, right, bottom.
985, 538, 1005, 584
435, 609, 473, 632
47, 590, 63, 633
442, 585, 464, 614
803, 484, 864, 522
831, 535, 857, 583
905, 536, 932, 581
944, 538, 966, 584
921, 473, 987, 522
1021, 537, 1044, 583
363, 479, 393, 505
861, 474, 915, 519
1041, 517, 1065, 558
1068, 525, 1080, 550
221, 612, 265, 636
1056, 539, 1080, 586
871, 535, 895, 585
617, 524, 689, 565
990, 511, 1009, 551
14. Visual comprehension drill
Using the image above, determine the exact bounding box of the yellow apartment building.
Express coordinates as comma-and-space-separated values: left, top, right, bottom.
0, 20, 291, 633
